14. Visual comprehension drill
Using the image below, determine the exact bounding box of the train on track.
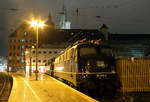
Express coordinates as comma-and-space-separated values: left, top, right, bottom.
46, 41, 121, 99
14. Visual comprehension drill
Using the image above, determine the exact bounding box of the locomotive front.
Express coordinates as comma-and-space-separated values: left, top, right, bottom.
76, 43, 121, 100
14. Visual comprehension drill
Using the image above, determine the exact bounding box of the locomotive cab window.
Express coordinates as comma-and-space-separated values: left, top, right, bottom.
79, 47, 98, 56
100, 47, 114, 56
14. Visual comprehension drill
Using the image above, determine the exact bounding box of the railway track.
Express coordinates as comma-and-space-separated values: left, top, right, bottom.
0, 72, 13, 102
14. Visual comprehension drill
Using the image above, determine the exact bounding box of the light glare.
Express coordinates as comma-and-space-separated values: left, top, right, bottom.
30, 20, 37, 27
38, 22, 44, 27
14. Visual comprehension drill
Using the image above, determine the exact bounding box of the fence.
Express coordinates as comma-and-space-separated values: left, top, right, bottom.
116, 58, 150, 92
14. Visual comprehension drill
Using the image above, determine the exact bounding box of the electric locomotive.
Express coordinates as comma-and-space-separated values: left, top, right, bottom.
53, 41, 121, 99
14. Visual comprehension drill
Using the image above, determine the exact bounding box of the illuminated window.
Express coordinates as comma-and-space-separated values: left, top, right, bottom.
21, 52, 24, 56
22, 39, 25, 42
21, 45, 24, 49
21, 60, 24, 64
24, 32, 27, 37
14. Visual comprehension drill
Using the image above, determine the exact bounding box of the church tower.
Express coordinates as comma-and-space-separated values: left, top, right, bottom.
46, 10, 55, 28
59, 0, 71, 29
100, 24, 109, 40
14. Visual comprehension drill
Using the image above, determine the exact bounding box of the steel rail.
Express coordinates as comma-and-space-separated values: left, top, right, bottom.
0, 73, 7, 97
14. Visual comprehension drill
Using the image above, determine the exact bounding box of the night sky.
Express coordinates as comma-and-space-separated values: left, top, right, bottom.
0, 0, 150, 56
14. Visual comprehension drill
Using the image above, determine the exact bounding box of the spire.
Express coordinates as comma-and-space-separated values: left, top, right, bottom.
100, 24, 108, 29
46, 9, 54, 27
62, 0, 67, 21
59, 0, 71, 29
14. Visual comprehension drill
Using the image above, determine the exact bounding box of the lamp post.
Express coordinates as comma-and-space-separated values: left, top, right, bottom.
30, 20, 45, 80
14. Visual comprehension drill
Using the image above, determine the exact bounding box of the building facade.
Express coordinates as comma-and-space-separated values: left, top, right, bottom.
8, 30, 34, 72
25, 45, 64, 73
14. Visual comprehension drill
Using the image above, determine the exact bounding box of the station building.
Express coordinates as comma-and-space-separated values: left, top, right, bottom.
25, 44, 65, 73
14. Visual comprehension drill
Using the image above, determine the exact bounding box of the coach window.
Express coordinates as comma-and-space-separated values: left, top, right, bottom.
39, 51, 41, 54
38, 60, 41, 63
54, 51, 57, 54
75, 49, 77, 62
33, 60, 35, 63
43, 60, 46, 63
44, 51, 47, 54
49, 51, 52, 54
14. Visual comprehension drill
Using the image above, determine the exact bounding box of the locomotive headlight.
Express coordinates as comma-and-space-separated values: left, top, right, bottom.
97, 61, 105, 67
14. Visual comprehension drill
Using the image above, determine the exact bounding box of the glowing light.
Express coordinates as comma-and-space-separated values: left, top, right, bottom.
30, 20, 45, 28
25, 51, 29, 54
56, 67, 64, 71
38, 22, 44, 27
26, 66, 30, 72
39, 66, 45, 73
30, 20, 37, 27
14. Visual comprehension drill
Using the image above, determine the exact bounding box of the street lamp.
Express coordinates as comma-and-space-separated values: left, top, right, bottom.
30, 19, 45, 80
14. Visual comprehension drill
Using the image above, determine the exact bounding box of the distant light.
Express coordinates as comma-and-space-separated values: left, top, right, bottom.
38, 22, 45, 28
22, 39, 25, 42
32, 46, 35, 49
25, 51, 29, 54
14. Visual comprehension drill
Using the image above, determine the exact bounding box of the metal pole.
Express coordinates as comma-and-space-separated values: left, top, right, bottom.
35, 25, 39, 80
29, 46, 32, 76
